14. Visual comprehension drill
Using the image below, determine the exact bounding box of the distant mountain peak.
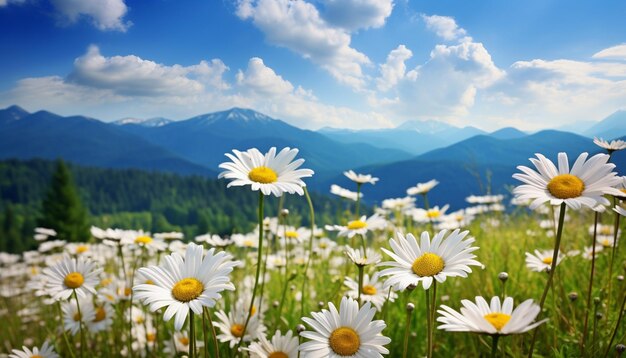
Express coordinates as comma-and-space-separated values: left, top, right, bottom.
396, 119, 457, 134
187, 107, 276, 125
114, 117, 172, 127
489, 127, 527, 140
0, 105, 30, 123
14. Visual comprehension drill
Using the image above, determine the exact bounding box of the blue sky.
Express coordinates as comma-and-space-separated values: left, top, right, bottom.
1, 0, 626, 131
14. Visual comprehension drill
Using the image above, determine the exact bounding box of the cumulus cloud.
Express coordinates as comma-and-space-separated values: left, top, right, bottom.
376, 45, 412, 91
236, 0, 370, 89
421, 14, 468, 42
236, 57, 294, 96
50, 0, 131, 31
322, 0, 394, 31
592, 44, 626, 61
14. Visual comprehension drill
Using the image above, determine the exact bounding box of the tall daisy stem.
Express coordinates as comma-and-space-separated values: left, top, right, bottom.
581, 211, 600, 356
205, 308, 220, 358
57, 302, 77, 358
403, 305, 413, 358
425, 283, 437, 358
73, 290, 85, 358
357, 265, 364, 305
300, 187, 316, 318
236, 192, 264, 355
202, 307, 209, 358
527, 202, 566, 358
425, 287, 432, 358
189, 311, 196, 358
604, 293, 626, 357
491, 335, 500, 358
606, 201, 621, 314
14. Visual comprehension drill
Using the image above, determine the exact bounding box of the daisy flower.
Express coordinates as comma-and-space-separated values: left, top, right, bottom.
330, 184, 362, 201
406, 179, 439, 196
195, 234, 233, 248
299, 296, 391, 357
88, 302, 114, 333
328, 214, 387, 239
43, 256, 101, 300
411, 205, 450, 223
133, 242, 238, 330
382, 197, 416, 212
438, 296, 547, 335
344, 272, 398, 311
344, 170, 379, 185
525, 249, 564, 273
512, 152, 622, 210
218, 147, 314, 197
345, 246, 382, 267
597, 235, 618, 248
245, 330, 299, 358
214, 306, 266, 348
379, 230, 481, 291
9, 341, 58, 358
593, 137, 626, 152
62, 297, 95, 335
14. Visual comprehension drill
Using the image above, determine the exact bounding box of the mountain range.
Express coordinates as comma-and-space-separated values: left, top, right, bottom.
1, 104, 625, 209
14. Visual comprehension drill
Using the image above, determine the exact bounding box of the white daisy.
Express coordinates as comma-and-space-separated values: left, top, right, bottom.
379, 230, 481, 291
299, 296, 391, 357
406, 179, 439, 196
133, 242, 238, 330
382, 197, 416, 212
597, 235, 618, 248
218, 147, 314, 197
88, 302, 114, 333
582, 245, 604, 260
245, 330, 299, 358
330, 184, 362, 201
9, 341, 58, 358
232, 233, 259, 249
214, 306, 266, 348
593, 137, 626, 152
344, 170, 379, 185
437, 296, 547, 335
513, 152, 622, 210
345, 246, 382, 267
43, 256, 101, 300
328, 214, 387, 239
525, 249, 564, 273
62, 297, 95, 335
195, 234, 233, 247
344, 272, 398, 311
411, 205, 450, 223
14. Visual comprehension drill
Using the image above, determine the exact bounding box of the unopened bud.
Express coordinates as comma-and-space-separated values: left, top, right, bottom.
498, 272, 508, 282
406, 303, 415, 312
406, 284, 417, 291
568, 292, 578, 302
280, 209, 289, 217
616, 344, 625, 354
296, 324, 306, 333
272, 300, 279, 308
318, 301, 325, 309
595, 312, 604, 320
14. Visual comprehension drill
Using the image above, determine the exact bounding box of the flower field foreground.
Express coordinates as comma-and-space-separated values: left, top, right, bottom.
2, 142, 626, 357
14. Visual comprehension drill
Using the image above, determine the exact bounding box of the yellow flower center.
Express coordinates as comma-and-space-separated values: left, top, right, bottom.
248, 166, 278, 184
135, 236, 153, 244
602, 239, 611, 247
171, 278, 204, 302
230, 323, 245, 337
268, 352, 289, 358
319, 242, 328, 248
600, 227, 612, 235
100, 278, 112, 287
146, 333, 156, 342
243, 239, 254, 247
412, 253, 445, 277
285, 231, 299, 238
347, 220, 367, 230
547, 174, 585, 199
362, 285, 377, 295
76, 245, 88, 254
329, 327, 360, 356
178, 337, 189, 346
73, 312, 81, 321
32, 355, 43, 358
484, 313, 511, 331
64, 272, 85, 289
94, 306, 106, 322
542, 257, 553, 265
426, 210, 440, 219
250, 305, 257, 316
123, 287, 132, 296
145, 279, 154, 285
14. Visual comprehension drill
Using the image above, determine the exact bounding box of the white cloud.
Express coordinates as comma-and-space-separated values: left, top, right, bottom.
421, 14, 468, 42
236, 0, 370, 89
592, 44, 626, 61
322, 0, 394, 31
376, 44, 412, 91
50, 0, 131, 32
236, 57, 294, 96
67, 45, 229, 97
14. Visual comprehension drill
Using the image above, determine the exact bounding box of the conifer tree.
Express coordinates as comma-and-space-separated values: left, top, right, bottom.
38, 160, 89, 242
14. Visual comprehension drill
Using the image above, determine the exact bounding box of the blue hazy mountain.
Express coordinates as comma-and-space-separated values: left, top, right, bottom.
113, 117, 172, 127
584, 110, 626, 140
330, 130, 625, 209
319, 120, 485, 155
0, 107, 214, 176
489, 127, 527, 140
118, 108, 413, 182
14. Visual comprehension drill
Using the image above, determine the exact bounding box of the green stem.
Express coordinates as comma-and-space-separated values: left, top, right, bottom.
430, 281, 438, 357
202, 307, 210, 358
300, 187, 316, 318
58, 302, 77, 358
527, 202, 566, 358
403, 307, 413, 358
581, 211, 600, 356
73, 290, 85, 358
425, 287, 432, 358
606, 200, 620, 315
236, 192, 264, 355
491, 335, 500, 358
604, 294, 626, 357
205, 308, 220, 358
189, 311, 196, 358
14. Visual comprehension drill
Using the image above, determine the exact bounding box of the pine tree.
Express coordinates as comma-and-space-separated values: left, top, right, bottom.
38, 160, 89, 242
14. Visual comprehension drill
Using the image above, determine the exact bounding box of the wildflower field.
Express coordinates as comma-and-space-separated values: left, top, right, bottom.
2, 142, 626, 358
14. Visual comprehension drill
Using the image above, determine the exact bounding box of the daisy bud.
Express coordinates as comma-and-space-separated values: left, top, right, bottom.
406, 303, 415, 312
406, 284, 417, 291
290, 285, 296, 291
318, 301, 325, 309
616, 344, 625, 354
568, 292, 578, 302
594, 297, 601, 305
595, 312, 604, 320
498, 272, 509, 282
618, 275, 624, 282
273, 300, 279, 308
296, 324, 306, 333
280, 209, 290, 217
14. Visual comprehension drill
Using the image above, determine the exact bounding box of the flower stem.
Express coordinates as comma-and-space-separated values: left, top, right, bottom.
202, 307, 209, 358
425, 287, 433, 358
189, 311, 196, 358
300, 187, 316, 318
604, 293, 626, 357
606, 199, 621, 315
491, 335, 500, 358
236, 192, 264, 354
73, 290, 85, 358
403, 306, 413, 358
527, 202, 566, 358
205, 308, 220, 358
581, 210, 600, 356
57, 302, 76, 358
